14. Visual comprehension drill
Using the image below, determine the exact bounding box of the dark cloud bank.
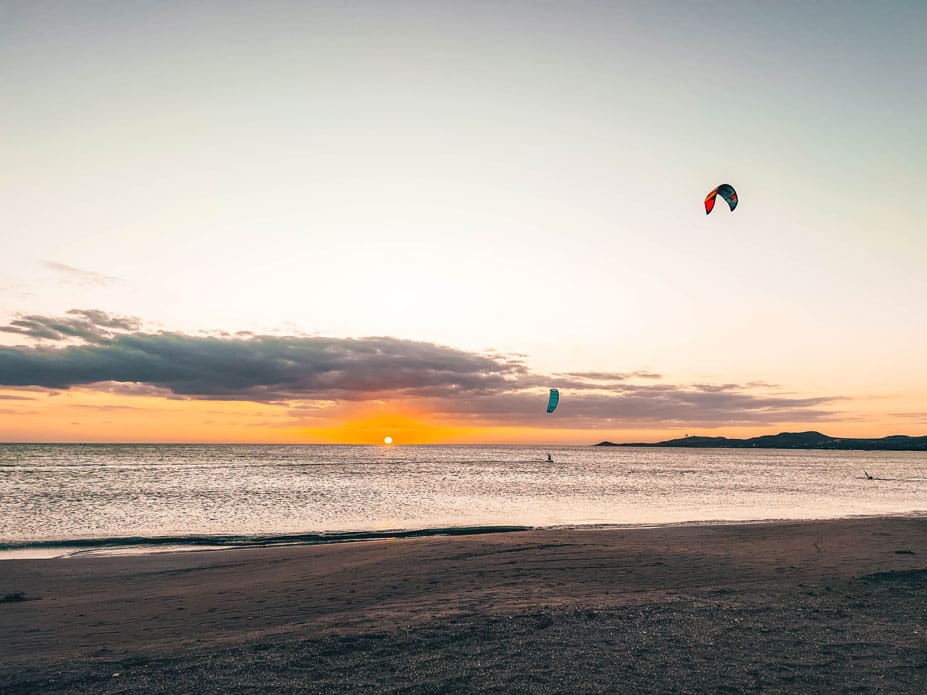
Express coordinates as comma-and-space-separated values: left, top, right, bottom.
0, 310, 842, 426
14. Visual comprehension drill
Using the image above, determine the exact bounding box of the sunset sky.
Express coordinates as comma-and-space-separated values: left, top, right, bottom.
2, 1, 925, 444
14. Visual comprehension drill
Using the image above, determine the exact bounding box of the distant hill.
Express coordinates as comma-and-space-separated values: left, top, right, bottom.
595, 431, 927, 451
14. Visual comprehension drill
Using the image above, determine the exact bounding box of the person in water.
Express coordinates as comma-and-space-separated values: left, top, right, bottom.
547, 453, 553, 463
865, 471, 874, 480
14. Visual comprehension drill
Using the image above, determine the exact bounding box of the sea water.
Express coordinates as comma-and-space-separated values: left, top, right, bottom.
1, 444, 925, 557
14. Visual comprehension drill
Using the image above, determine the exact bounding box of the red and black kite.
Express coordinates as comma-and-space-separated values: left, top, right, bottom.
704, 184, 738, 214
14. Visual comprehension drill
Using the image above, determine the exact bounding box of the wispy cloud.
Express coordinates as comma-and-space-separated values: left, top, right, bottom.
0, 309, 141, 342
890, 412, 927, 424
44, 261, 122, 287
556, 371, 662, 382
0, 282, 34, 300
0, 310, 845, 427
0, 408, 39, 416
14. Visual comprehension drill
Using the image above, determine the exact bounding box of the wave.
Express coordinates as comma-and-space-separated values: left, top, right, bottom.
0, 525, 534, 556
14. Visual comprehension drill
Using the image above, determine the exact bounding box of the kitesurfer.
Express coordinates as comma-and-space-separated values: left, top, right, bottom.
545, 391, 558, 463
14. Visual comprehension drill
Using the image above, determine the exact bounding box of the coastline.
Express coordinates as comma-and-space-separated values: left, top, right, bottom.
596, 430, 927, 451
2, 515, 926, 692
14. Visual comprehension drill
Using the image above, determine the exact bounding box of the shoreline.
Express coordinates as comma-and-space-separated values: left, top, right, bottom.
2, 515, 926, 692
5, 511, 927, 560
4, 510, 927, 560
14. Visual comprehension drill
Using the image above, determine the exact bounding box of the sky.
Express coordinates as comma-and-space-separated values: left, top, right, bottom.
1, 0, 925, 444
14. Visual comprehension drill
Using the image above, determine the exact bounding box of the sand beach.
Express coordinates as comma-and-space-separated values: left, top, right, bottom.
2, 516, 926, 693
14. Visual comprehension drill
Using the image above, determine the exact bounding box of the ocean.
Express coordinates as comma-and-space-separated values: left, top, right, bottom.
2, 444, 925, 558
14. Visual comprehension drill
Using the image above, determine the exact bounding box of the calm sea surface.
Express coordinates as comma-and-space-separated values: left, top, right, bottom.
2, 444, 926, 557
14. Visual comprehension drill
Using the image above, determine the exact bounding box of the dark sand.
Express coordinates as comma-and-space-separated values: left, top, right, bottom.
2, 517, 926, 693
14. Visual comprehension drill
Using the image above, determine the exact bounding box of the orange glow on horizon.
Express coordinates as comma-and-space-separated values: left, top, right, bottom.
0, 387, 923, 445
302, 410, 476, 445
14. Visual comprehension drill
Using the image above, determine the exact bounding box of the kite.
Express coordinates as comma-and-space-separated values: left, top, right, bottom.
704, 184, 738, 214
546, 388, 559, 414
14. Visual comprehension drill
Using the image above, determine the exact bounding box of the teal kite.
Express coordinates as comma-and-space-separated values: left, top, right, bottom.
546, 388, 559, 414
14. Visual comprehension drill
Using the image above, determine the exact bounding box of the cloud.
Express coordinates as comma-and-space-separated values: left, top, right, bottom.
0, 311, 526, 401
88, 381, 180, 399
44, 261, 122, 287
0, 408, 39, 415
745, 380, 780, 389
416, 385, 842, 427
559, 371, 661, 381
0, 283, 33, 300
0, 310, 845, 427
0, 309, 141, 342
890, 412, 927, 425
71, 403, 147, 411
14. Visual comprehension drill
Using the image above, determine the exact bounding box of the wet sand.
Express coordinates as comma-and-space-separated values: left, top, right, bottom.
2, 516, 926, 693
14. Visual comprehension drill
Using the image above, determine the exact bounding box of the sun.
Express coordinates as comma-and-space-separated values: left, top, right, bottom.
384, 436, 393, 445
